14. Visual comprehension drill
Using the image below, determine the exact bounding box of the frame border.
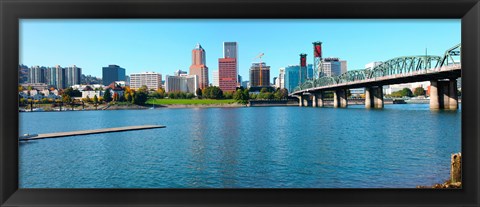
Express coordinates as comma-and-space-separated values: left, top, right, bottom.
1, 0, 479, 206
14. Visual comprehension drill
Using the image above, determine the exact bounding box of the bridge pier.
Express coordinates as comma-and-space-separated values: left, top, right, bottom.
311, 92, 324, 107
430, 79, 458, 110
373, 86, 384, 108
365, 87, 372, 109
334, 89, 348, 108
298, 95, 304, 107
365, 86, 383, 109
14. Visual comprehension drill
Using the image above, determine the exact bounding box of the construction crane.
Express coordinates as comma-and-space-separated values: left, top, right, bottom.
253, 53, 264, 86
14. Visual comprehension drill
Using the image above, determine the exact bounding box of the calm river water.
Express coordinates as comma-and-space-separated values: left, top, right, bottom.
19, 104, 461, 188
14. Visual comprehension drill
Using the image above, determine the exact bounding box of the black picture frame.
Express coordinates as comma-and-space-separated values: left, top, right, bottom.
1, 0, 479, 206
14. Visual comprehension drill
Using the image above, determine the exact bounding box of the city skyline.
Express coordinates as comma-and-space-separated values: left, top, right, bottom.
20, 19, 460, 83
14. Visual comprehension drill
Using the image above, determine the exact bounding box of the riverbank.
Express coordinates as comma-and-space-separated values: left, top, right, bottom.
19, 100, 246, 112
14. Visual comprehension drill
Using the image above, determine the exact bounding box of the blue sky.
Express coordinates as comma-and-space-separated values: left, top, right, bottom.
20, 19, 460, 82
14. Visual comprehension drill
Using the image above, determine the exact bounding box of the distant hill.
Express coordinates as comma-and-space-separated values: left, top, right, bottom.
81, 74, 102, 85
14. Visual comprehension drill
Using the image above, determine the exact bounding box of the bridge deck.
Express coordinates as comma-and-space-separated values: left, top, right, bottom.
292, 65, 461, 95
19, 125, 166, 141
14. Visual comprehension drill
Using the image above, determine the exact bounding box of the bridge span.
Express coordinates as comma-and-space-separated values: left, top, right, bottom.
290, 44, 461, 110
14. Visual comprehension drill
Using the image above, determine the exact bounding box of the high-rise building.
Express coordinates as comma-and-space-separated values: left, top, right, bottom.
223, 42, 239, 83
284, 65, 300, 93
129, 72, 162, 90
102, 65, 126, 86
277, 68, 285, 89
55, 65, 65, 89
249, 62, 270, 87
212, 70, 219, 87
44, 66, 57, 86
189, 43, 209, 89
65, 65, 82, 87
322, 58, 342, 77
340, 60, 347, 74
165, 74, 198, 94
218, 58, 237, 92
28, 66, 45, 84
223, 42, 238, 59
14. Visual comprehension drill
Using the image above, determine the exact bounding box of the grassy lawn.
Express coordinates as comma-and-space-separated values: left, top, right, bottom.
146, 98, 236, 105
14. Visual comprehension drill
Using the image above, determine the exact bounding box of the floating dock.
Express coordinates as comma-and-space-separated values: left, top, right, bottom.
19, 125, 166, 141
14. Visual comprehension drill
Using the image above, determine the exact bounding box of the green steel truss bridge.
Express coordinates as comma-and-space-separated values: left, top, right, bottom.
291, 43, 461, 95
289, 44, 461, 108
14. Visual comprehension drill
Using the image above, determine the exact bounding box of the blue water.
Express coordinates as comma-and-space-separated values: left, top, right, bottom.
19, 104, 461, 188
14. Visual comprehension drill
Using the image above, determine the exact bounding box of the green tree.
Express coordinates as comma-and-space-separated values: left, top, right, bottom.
125, 92, 133, 103
103, 89, 113, 102
401, 88, 414, 97
134, 90, 148, 105
234, 88, 249, 104
93, 95, 99, 104
413, 87, 426, 96
196, 88, 203, 97
223, 91, 234, 99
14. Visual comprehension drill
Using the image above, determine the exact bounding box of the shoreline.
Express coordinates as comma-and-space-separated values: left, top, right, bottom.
19, 102, 248, 112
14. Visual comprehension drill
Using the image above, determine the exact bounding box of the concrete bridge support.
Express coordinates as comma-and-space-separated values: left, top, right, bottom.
365, 86, 383, 109
373, 87, 384, 109
430, 79, 458, 110
365, 87, 372, 109
297, 95, 304, 107
311, 92, 324, 107
333, 89, 348, 108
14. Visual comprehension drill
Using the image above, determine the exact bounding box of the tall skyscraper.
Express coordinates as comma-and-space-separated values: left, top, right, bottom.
102, 65, 126, 86
189, 43, 209, 89
249, 62, 270, 87
219, 42, 238, 92
277, 68, 285, 89
284, 65, 300, 93
218, 58, 237, 92
65, 65, 82, 87
223, 42, 238, 59
55, 65, 65, 89
129, 72, 162, 90
28, 66, 45, 84
224, 42, 240, 83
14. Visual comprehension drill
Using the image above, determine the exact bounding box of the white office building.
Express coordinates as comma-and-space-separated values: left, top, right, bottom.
277, 68, 285, 89
212, 70, 219, 87
130, 72, 162, 90
165, 74, 198, 94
